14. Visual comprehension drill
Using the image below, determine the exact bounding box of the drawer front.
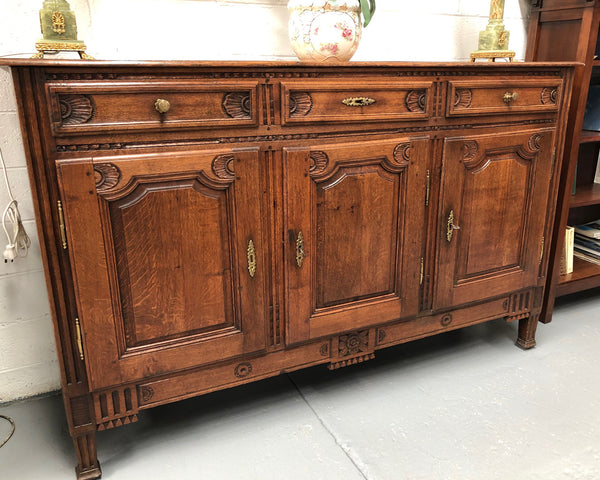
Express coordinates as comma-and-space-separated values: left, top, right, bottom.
447, 79, 562, 117
47, 80, 260, 136
282, 80, 434, 125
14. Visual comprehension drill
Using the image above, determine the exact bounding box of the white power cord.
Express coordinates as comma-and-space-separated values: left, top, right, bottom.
1, 146, 31, 262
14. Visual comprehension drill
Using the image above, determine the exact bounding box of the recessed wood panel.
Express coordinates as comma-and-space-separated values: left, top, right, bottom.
110, 180, 234, 348
457, 154, 529, 279
316, 166, 398, 307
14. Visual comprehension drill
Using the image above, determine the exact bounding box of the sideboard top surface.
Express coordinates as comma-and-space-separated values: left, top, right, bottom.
0, 58, 579, 70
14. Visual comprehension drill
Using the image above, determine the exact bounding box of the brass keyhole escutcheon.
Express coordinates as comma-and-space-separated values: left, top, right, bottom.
247, 240, 257, 278
296, 231, 305, 268
154, 98, 171, 114
342, 97, 376, 107
446, 210, 460, 242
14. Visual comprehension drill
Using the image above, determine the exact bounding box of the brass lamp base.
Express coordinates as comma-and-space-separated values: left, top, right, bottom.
32, 40, 94, 59
470, 50, 515, 62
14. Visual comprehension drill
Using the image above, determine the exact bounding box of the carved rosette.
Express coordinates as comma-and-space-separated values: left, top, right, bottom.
541, 87, 558, 105
212, 154, 236, 180
234, 362, 253, 378
94, 163, 121, 192
308, 151, 329, 176
393, 143, 411, 165
289, 92, 313, 117
405, 90, 427, 113
58, 94, 94, 125
463, 140, 479, 162
454, 88, 473, 109
339, 330, 369, 357
440, 314, 452, 327
222, 92, 252, 119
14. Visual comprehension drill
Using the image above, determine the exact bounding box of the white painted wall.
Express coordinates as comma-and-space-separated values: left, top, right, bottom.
0, 0, 532, 403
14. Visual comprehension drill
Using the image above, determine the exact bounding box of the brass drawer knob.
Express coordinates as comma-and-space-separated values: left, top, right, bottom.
503, 91, 518, 104
154, 98, 171, 114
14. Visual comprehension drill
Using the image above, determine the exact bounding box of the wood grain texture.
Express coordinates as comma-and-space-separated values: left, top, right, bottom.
6, 60, 573, 479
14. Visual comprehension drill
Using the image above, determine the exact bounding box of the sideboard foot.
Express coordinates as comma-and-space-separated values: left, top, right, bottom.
516, 315, 538, 350
74, 432, 102, 479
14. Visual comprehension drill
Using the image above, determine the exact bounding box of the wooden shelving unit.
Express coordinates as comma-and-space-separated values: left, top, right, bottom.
570, 183, 600, 207
527, 0, 600, 322
557, 256, 600, 296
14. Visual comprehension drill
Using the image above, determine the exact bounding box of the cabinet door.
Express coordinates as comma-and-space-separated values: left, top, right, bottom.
285, 138, 428, 343
434, 129, 555, 310
57, 148, 268, 390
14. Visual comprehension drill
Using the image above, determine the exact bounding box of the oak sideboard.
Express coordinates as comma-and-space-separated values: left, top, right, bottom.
1, 60, 573, 479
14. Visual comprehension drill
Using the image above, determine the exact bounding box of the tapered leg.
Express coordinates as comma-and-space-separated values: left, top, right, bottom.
516, 314, 538, 349
74, 432, 102, 479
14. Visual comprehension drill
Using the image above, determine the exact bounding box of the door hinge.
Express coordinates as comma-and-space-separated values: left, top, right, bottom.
425, 170, 430, 207
57, 200, 67, 250
74, 317, 84, 360
540, 236, 545, 264
420, 257, 424, 285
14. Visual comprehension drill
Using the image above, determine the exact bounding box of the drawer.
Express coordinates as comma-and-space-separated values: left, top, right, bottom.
281, 80, 434, 125
447, 79, 562, 117
46, 80, 260, 136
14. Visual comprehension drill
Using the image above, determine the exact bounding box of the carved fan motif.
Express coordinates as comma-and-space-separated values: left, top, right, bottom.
309, 151, 329, 175
222, 92, 252, 119
405, 90, 427, 112
463, 140, 479, 162
59, 94, 94, 125
140, 386, 154, 402
454, 88, 473, 109
541, 87, 558, 105
289, 92, 313, 117
393, 143, 411, 165
94, 163, 121, 192
212, 154, 236, 180
528, 133, 543, 152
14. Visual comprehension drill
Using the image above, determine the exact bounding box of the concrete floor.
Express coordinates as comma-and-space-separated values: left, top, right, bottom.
1, 289, 599, 480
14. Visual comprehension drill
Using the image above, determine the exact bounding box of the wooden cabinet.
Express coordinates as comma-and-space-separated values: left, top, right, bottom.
527, 0, 600, 320
2, 60, 573, 479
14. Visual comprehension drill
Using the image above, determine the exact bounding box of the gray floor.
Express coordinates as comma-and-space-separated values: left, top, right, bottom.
1, 290, 600, 480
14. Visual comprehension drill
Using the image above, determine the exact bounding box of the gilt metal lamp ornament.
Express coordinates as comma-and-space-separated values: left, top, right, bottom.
32, 0, 93, 59
470, 0, 515, 62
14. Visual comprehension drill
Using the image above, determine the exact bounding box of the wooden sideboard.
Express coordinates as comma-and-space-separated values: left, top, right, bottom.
1, 60, 573, 479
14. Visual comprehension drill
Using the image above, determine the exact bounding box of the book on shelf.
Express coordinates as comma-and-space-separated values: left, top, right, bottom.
574, 220, 600, 240
595, 153, 600, 184
573, 249, 600, 266
560, 226, 574, 275
575, 233, 600, 254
